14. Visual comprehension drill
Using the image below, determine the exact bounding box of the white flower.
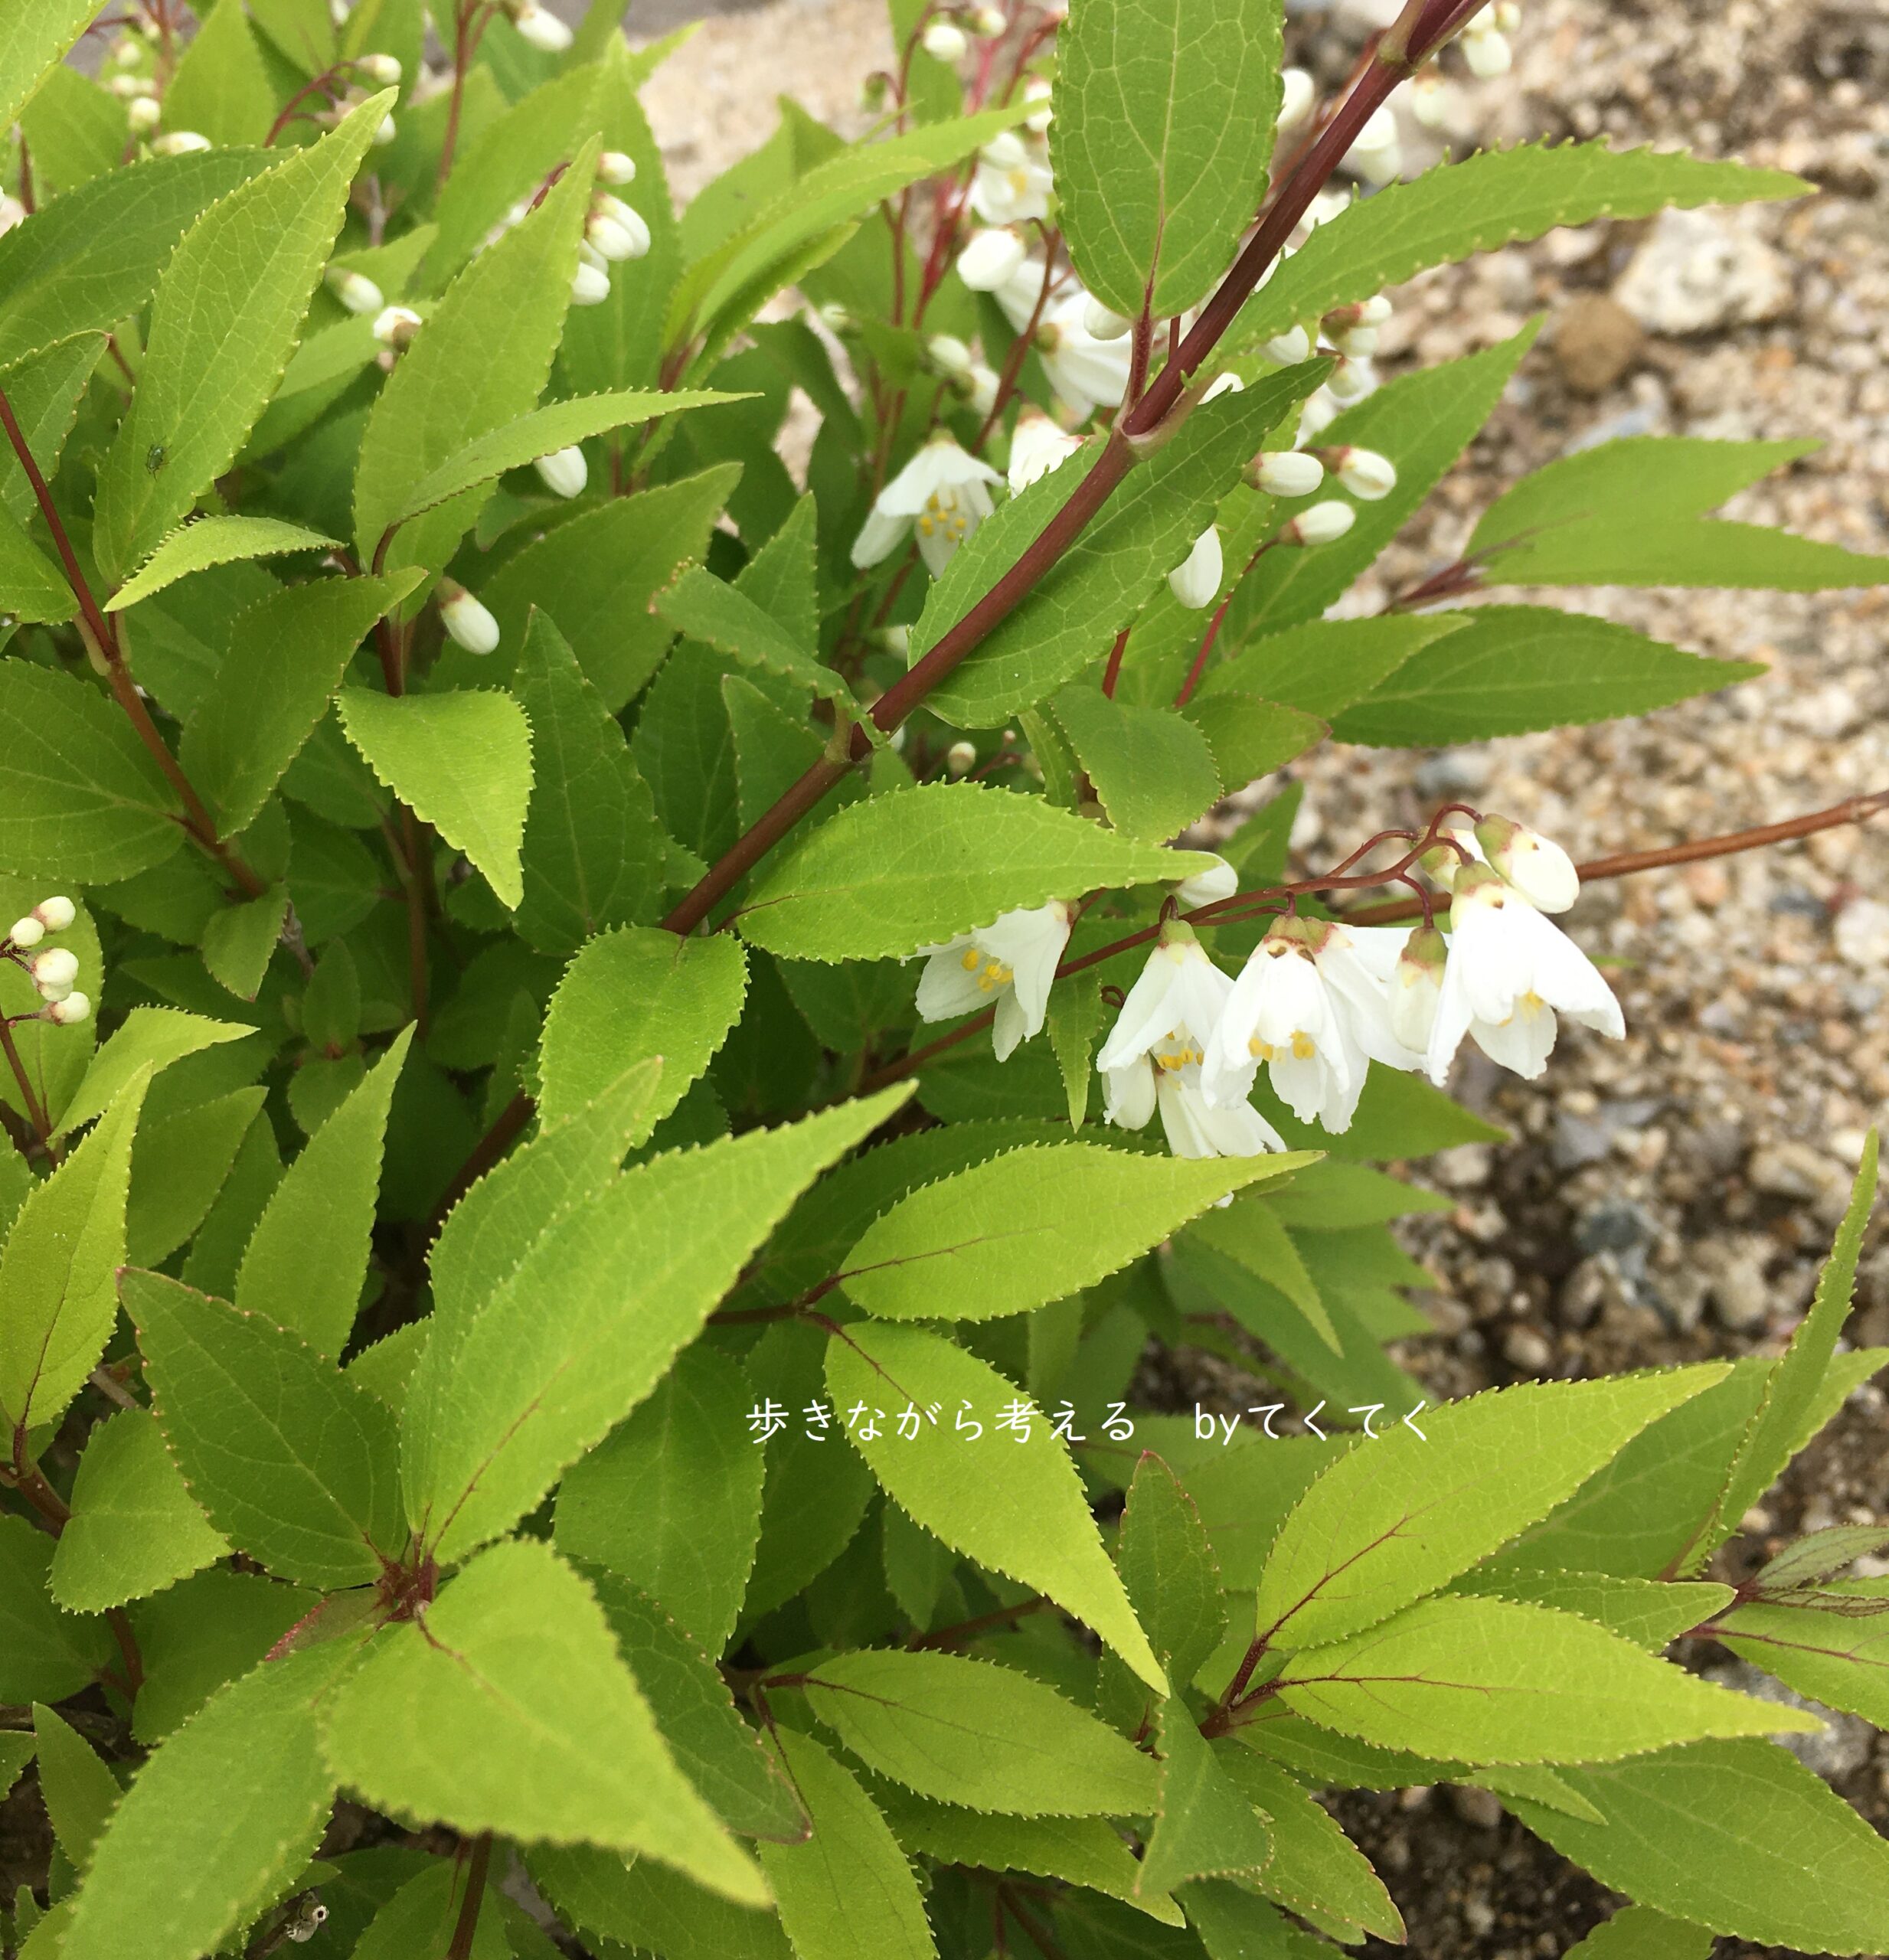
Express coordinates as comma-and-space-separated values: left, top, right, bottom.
8, 916, 43, 949
0, 194, 24, 239
921, 19, 968, 61
1168, 526, 1223, 610
956, 227, 1029, 292
373, 304, 423, 347
533, 446, 587, 498
570, 258, 611, 305
1427, 864, 1624, 1084
327, 268, 385, 316
35, 896, 76, 933
1081, 296, 1132, 341
916, 900, 1074, 1060
109, 72, 155, 99
992, 253, 1055, 333
1277, 67, 1314, 130
851, 433, 1002, 577
1035, 300, 1132, 419
969, 132, 1054, 226
1201, 371, 1244, 404
1175, 854, 1238, 910
1250, 449, 1324, 498
1100, 933, 1283, 1161
1283, 500, 1355, 547
47, 992, 90, 1027
1462, 19, 1513, 77
1410, 70, 1449, 129
1263, 325, 1312, 366
971, 6, 1007, 38
1007, 410, 1082, 493
438, 580, 500, 655
927, 332, 974, 377
1476, 814, 1580, 913
1296, 387, 1342, 445
1328, 446, 1397, 499
508, 0, 574, 51
29, 947, 79, 1000
358, 51, 402, 84
152, 131, 213, 155
945, 740, 978, 776
597, 150, 638, 186
126, 95, 162, 135
1204, 923, 1354, 1129
1326, 354, 1376, 403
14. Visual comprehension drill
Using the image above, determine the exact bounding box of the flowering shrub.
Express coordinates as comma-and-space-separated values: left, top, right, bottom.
0, 1, 1885, 1956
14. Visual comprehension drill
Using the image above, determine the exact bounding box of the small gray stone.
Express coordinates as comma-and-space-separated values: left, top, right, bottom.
1414, 749, 1493, 799
1614, 207, 1794, 335
1710, 1253, 1771, 1332
1704, 1661, 1873, 1782
1502, 1325, 1554, 1374
1574, 1198, 1656, 1256
1557, 1257, 1610, 1330
1448, 1784, 1505, 1830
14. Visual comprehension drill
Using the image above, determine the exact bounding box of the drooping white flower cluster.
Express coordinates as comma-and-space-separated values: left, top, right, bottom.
907, 815, 1621, 1161
4, 897, 90, 1026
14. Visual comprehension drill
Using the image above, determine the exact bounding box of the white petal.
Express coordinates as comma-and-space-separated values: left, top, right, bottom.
1424, 948, 1476, 1086
1104, 1060, 1157, 1131
1155, 1072, 1218, 1158
851, 504, 910, 568
1196, 1091, 1286, 1158
1471, 998, 1558, 1078
1096, 947, 1181, 1072
992, 986, 1030, 1061
915, 946, 986, 1022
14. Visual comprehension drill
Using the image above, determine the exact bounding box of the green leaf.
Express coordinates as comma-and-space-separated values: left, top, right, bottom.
126, 1269, 407, 1588
1253, 1370, 1727, 1650
0, 1068, 152, 1433
1449, 1565, 1731, 1652
54, 1004, 250, 1137
1330, 606, 1763, 745
49, 1408, 227, 1615
352, 144, 593, 578
60, 1640, 361, 1960
335, 687, 534, 909
1046, 967, 1103, 1129
161, 0, 274, 146
538, 925, 748, 1129
1720, 1584, 1889, 1729
1185, 1199, 1337, 1351
1119, 1452, 1227, 1689
391, 387, 737, 531
401, 1087, 912, 1566
510, 613, 666, 952
1054, 0, 1281, 315
92, 95, 393, 581
0, 501, 74, 622
1505, 1739, 1889, 1955
0, 1512, 113, 1702
322, 1537, 766, 1901
804, 1648, 1160, 1815
235, 1027, 410, 1356
1137, 1708, 1271, 1898
916, 374, 1319, 727
534, 1843, 791, 1960
0, 662, 182, 882
1201, 612, 1469, 720
1561, 1906, 1714, 1960
478, 463, 740, 710
180, 573, 418, 835
656, 564, 850, 704
826, 1321, 1165, 1691
1048, 688, 1224, 844
200, 881, 288, 1000
0, 0, 100, 130
1228, 142, 1808, 357
842, 1141, 1311, 1324
1700, 1133, 1878, 1560
31, 1704, 120, 1874
0, 333, 106, 530
106, 517, 335, 612
352, 1864, 510, 1960
739, 782, 1217, 962
1271, 1594, 1814, 1762
756, 1726, 936, 1960
555, 1344, 765, 1655
126, 1567, 315, 1746
1177, 692, 1325, 795
1178, 1883, 1330, 1959
0, 1732, 33, 1799
1754, 1524, 1889, 1592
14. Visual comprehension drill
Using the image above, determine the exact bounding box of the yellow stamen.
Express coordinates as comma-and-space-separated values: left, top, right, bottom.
1291, 1031, 1315, 1060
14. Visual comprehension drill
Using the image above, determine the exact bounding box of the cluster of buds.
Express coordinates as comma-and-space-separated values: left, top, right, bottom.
4, 898, 89, 1027
925, 333, 1000, 417
919, 6, 1007, 63
573, 156, 652, 305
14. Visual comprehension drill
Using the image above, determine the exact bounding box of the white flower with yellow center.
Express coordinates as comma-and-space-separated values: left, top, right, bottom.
1099, 929, 1284, 1160
1427, 863, 1624, 1083
915, 900, 1074, 1060
1034, 296, 1132, 420
1204, 920, 1355, 1129
851, 433, 1002, 577
969, 131, 1054, 226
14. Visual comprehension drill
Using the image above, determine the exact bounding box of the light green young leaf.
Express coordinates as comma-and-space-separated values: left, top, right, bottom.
0, 0, 100, 130
159, 0, 274, 147
555, 1344, 765, 1655
1754, 1523, 1889, 1592
739, 782, 1217, 962
54, 1005, 250, 1137
1136, 1706, 1271, 1899
181, 572, 420, 835
1185, 1199, 1337, 1351
0, 1067, 152, 1433
0, 662, 182, 883
537, 925, 748, 1128
1054, 0, 1281, 315
126, 1269, 407, 1588
826, 1321, 1165, 1691
1049, 688, 1224, 844
842, 1142, 1311, 1324
757, 1726, 936, 1960
49, 1407, 228, 1615
1254, 1370, 1727, 1650
1046, 966, 1103, 1129
336, 687, 534, 909
401, 1087, 912, 1565
235, 1026, 410, 1356
322, 1537, 766, 1902
31, 1703, 120, 1874
804, 1649, 1159, 1816
200, 881, 289, 1000
1273, 1595, 1815, 1763
60, 1640, 362, 1960
93, 95, 393, 581
0, 1513, 113, 1703
1448, 1564, 1731, 1652
1202, 612, 1469, 720
1332, 606, 1763, 746
1178, 691, 1325, 796
1561, 1906, 1715, 1960
1698, 1133, 1878, 1561
1228, 142, 1809, 356
1178, 1883, 1332, 1959
106, 517, 335, 612
1505, 1739, 1889, 1955
1119, 1452, 1228, 1690
655, 564, 850, 704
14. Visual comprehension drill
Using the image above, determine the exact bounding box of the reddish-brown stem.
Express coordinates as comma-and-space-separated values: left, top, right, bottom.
1099, 626, 1131, 700
17, 136, 34, 216
436, 2, 493, 192
0, 1018, 52, 1147
106, 1607, 145, 1698
1173, 591, 1234, 707
446, 1833, 493, 1960
5, 1437, 70, 1533
426, 1088, 533, 1236
973, 239, 1061, 449
909, 1594, 1051, 1648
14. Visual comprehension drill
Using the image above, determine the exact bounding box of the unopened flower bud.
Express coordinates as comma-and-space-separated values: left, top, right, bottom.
1201, 371, 1244, 403
577, 238, 608, 272
1022, 77, 1052, 132
597, 150, 638, 186
1325, 354, 1374, 403
534, 446, 587, 498
8, 917, 44, 949
921, 18, 969, 61
0, 194, 23, 238
31, 948, 79, 996
956, 226, 1028, 292
152, 130, 213, 155
1477, 814, 1580, 913
47, 991, 90, 1027
371, 113, 397, 148
373, 304, 422, 348
1325, 446, 1396, 500
927, 332, 974, 377
591, 193, 650, 259
946, 740, 978, 776
570, 258, 612, 305
1175, 854, 1237, 910
1296, 388, 1340, 444
1249, 449, 1324, 498
1462, 24, 1512, 77
1390, 926, 1447, 1050
816, 300, 855, 334
1277, 66, 1314, 131
508, 0, 574, 51
1283, 500, 1355, 547
967, 362, 999, 416
1409, 69, 1449, 128
1263, 325, 1312, 366
972, 5, 1006, 36
438, 580, 500, 655
358, 51, 402, 84
1168, 526, 1223, 610
114, 35, 144, 66
327, 267, 385, 316
126, 94, 162, 134
109, 72, 156, 99
34, 897, 76, 933
1081, 296, 1132, 341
